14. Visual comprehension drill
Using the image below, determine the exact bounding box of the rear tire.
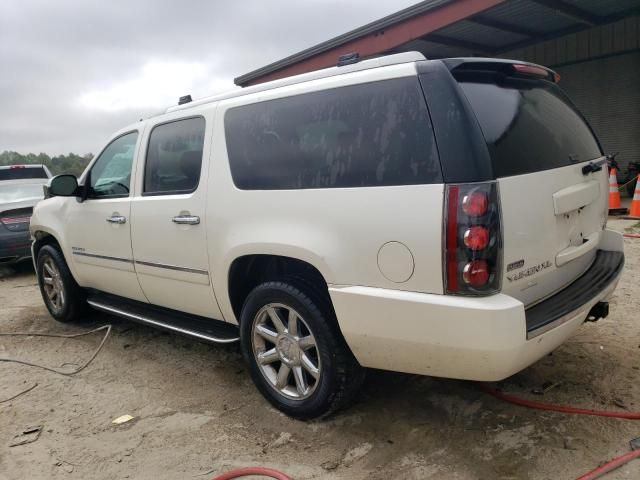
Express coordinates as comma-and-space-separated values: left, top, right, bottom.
36, 245, 86, 323
240, 280, 364, 419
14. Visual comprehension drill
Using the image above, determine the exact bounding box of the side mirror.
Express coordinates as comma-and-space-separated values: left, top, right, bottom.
48, 174, 79, 197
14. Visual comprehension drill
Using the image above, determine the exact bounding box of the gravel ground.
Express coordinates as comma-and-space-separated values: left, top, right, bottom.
1, 219, 639, 480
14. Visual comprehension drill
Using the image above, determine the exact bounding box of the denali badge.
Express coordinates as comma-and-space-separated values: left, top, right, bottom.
506, 261, 552, 282
507, 259, 525, 272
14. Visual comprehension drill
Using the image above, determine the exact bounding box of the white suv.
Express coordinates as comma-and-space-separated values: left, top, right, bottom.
30, 53, 624, 419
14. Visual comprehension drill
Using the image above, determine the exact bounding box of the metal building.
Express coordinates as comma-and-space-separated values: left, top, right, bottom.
235, 0, 640, 174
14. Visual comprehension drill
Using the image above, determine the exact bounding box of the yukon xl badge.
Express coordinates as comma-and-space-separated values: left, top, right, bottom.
506, 260, 552, 282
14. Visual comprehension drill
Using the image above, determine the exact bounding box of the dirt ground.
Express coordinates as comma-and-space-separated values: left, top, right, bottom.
1, 219, 639, 480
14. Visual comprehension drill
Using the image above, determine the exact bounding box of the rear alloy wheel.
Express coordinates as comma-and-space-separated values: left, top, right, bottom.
240, 281, 364, 419
37, 245, 86, 323
252, 303, 321, 400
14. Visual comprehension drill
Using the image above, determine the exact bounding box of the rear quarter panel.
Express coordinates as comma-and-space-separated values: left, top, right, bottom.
207, 70, 444, 323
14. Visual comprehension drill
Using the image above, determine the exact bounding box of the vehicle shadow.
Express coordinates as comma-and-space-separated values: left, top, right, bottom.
0, 260, 35, 280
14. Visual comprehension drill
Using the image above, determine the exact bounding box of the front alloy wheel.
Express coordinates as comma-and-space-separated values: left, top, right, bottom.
41, 256, 65, 313
36, 244, 85, 323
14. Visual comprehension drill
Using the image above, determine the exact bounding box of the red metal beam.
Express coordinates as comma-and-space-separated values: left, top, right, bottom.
243, 0, 506, 86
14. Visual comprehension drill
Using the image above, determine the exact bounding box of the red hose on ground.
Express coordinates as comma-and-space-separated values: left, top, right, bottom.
480, 385, 640, 419
623, 233, 640, 238
575, 449, 640, 480
481, 385, 640, 478
212, 467, 291, 480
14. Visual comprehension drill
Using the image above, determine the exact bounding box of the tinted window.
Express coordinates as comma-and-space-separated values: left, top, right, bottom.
144, 117, 205, 195
225, 77, 441, 189
457, 77, 602, 178
0, 167, 48, 180
89, 131, 138, 198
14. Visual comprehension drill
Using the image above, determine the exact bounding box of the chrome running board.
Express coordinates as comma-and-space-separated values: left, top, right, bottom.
87, 292, 239, 344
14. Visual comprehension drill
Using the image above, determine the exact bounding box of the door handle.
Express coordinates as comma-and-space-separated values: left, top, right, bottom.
106, 215, 126, 224
172, 215, 200, 225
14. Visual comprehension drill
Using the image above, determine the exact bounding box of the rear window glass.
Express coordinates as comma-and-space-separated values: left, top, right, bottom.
457, 77, 602, 178
0, 167, 48, 180
224, 77, 441, 189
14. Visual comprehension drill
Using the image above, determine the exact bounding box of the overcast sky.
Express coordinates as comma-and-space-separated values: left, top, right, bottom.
1, 0, 419, 155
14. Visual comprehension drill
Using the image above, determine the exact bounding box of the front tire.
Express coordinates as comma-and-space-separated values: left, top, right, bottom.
36, 245, 85, 323
240, 280, 364, 419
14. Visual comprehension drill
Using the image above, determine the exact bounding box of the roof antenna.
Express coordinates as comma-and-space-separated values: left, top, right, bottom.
178, 94, 192, 105
337, 52, 360, 67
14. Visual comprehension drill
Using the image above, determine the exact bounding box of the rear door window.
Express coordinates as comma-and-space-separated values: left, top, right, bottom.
457, 76, 602, 178
144, 117, 205, 195
224, 77, 441, 189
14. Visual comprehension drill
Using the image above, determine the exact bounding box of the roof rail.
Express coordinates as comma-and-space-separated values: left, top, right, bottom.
166, 51, 426, 113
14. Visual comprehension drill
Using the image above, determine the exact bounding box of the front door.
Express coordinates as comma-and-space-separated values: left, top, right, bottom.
130, 115, 223, 319
66, 130, 147, 302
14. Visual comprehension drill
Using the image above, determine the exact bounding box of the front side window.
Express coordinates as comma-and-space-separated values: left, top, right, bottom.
144, 117, 205, 195
89, 131, 138, 199
224, 77, 441, 189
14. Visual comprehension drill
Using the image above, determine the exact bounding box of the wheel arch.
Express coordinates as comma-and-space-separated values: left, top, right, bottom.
31, 229, 80, 282
226, 253, 334, 325
32, 229, 63, 265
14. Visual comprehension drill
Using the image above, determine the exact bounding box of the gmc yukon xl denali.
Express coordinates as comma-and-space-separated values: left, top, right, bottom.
30, 53, 624, 419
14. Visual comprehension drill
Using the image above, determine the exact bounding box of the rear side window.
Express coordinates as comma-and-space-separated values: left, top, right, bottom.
224, 77, 441, 189
457, 77, 602, 178
0, 166, 48, 180
144, 117, 205, 195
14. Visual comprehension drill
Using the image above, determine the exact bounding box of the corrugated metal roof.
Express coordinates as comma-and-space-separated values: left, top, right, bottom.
484, 0, 576, 32
236, 0, 640, 85
392, 38, 467, 58
563, 0, 640, 17
435, 19, 527, 47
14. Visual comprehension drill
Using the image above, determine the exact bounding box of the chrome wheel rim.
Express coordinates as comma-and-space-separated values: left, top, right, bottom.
42, 257, 65, 312
251, 303, 321, 400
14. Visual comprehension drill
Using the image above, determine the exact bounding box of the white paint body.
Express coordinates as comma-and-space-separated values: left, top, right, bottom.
30, 56, 623, 381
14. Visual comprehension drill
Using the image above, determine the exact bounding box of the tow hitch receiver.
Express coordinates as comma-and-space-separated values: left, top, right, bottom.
586, 302, 609, 322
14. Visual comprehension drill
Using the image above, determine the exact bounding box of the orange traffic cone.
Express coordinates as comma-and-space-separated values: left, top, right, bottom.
626, 175, 640, 219
609, 168, 627, 215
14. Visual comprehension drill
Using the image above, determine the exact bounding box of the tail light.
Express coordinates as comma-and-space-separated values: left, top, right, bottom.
512, 63, 559, 83
444, 182, 502, 295
0, 208, 32, 232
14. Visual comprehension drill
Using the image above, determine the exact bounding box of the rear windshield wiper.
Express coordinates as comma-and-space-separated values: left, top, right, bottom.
582, 158, 607, 175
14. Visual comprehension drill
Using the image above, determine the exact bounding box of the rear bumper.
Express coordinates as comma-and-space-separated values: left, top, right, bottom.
0, 229, 32, 264
525, 250, 624, 338
329, 232, 624, 382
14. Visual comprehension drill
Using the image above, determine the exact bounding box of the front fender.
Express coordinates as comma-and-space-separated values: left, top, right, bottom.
30, 197, 79, 281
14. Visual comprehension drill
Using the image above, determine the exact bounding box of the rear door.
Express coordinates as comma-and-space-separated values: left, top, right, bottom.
130, 114, 224, 319
455, 66, 607, 306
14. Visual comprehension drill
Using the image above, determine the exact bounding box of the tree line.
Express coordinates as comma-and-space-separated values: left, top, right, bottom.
0, 151, 93, 177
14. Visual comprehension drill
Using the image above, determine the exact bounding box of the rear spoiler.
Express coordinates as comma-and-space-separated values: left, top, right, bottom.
442, 57, 560, 83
